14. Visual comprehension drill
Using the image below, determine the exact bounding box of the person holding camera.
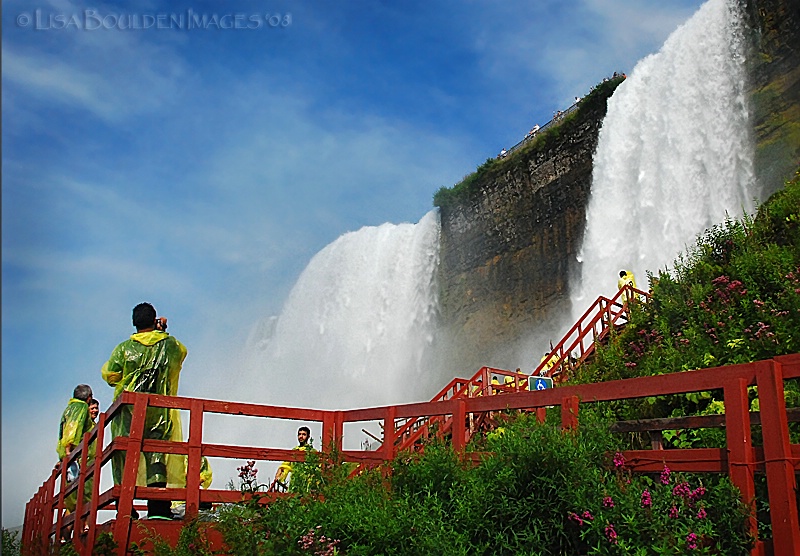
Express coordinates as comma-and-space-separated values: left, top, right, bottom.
101, 302, 187, 519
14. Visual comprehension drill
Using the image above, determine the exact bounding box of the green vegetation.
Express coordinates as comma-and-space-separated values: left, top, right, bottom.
141, 412, 752, 555
433, 77, 625, 210
2, 529, 21, 556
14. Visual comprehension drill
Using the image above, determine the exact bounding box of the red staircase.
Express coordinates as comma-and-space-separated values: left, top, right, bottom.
383, 283, 650, 455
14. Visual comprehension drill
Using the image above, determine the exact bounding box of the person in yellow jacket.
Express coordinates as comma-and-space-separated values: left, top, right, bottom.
101, 302, 187, 519
618, 269, 637, 303
274, 426, 315, 491
57, 384, 95, 513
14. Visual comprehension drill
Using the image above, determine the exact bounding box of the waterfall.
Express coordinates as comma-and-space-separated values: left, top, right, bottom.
244, 209, 443, 410
573, 0, 754, 308
240, 0, 757, 415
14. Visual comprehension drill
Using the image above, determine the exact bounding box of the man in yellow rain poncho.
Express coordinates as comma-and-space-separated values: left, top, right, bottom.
101, 302, 187, 520
57, 384, 95, 513
618, 269, 637, 303
274, 426, 316, 492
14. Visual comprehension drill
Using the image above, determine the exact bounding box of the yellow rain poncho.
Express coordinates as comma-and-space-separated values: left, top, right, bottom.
57, 398, 95, 511
101, 330, 187, 486
618, 270, 637, 303
57, 398, 92, 460
275, 445, 315, 486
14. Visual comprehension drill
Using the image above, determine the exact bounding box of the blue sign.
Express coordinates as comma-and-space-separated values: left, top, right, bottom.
530, 377, 554, 391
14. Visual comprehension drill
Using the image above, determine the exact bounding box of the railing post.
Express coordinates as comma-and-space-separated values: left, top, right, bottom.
186, 398, 204, 518
383, 406, 397, 463
114, 395, 149, 556
41, 470, 57, 554
561, 396, 579, 430
452, 399, 466, 451
73, 431, 91, 555
26, 484, 39, 552
322, 411, 335, 451
54, 455, 68, 544
755, 359, 800, 554
22, 498, 31, 553
85, 412, 105, 556
723, 377, 758, 549
334, 411, 344, 454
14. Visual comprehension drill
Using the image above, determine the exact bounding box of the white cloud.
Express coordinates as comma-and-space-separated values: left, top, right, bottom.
463, 0, 705, 111
2, 22, 187, 123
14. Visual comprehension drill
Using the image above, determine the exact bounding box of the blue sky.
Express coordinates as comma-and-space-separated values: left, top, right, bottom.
2, 0, 705, 527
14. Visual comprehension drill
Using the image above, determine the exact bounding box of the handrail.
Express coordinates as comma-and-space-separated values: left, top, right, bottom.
505, 100, 580, 156
385, 285, 648, 455
24, 355, 800, 555
533, 283, 650, 381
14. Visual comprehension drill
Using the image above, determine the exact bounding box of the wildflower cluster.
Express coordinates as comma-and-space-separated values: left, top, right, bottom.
569, 459, 751, 554
298, 526, 340, 556
629, 327, 664, 358
236, 459, 266, 494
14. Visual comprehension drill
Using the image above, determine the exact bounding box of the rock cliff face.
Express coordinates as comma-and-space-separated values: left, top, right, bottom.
436, 84, 620, 373
746, 0, 800, 197
435, 2, 799, 375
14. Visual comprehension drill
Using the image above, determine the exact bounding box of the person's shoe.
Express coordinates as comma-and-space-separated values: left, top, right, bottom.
171, 503, 186, 520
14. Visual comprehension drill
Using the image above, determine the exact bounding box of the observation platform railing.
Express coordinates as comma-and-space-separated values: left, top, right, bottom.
24, 355, 800, 556
505, 99, 580, 156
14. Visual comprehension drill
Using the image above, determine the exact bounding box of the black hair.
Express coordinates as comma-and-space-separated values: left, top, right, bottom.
298, 426, 311, 435
619, 270, 627, 278
88, 398, 100, 407
132, 302, 157, 330
73, 384, 93, 402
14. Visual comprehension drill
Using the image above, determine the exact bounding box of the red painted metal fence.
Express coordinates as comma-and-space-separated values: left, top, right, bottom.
24, 355, 800, 555
386, 283, 649, 455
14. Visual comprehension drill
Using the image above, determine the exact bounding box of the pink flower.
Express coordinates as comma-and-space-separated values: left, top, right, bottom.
673, 482, 692, 498
660, 465, 671, 485
604, 524, 618, 545
697, 507, 707, 519
690, 486, 706, 501
568, 512, 584, 526
687, 532, 698, 550
603, 496, 615, 508
582, 510, 594, 521
669, 505, 679, 519
641, 489, 652, 508
613, 452, 625, 469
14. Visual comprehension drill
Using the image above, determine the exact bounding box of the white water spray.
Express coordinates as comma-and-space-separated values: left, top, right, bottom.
245, 210, 442, 409
573, 0, 754, 309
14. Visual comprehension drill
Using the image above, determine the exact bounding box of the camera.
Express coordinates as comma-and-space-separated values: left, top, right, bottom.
155, 317, 168, 331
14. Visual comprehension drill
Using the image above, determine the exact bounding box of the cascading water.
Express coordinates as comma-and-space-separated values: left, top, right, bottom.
573, 0, 755, 310
244, 209, 443, 410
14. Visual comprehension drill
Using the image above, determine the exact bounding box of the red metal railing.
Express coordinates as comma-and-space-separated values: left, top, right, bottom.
532, 283, 650, 380
384, 284, 649, 455
25, 355, 800, 555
